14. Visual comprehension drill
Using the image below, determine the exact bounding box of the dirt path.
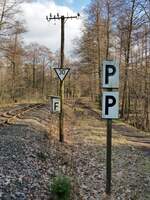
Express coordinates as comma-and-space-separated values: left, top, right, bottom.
71, 99, 150, 156
113, 123, 150, 156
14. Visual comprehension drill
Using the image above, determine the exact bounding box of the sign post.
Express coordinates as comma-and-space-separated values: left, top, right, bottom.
54, 68, 70, 142
102, 60, 119, 195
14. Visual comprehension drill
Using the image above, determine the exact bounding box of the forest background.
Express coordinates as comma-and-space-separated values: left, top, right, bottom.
0, 0, 149, 131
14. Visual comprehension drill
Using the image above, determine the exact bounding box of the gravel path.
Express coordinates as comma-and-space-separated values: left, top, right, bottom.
0, 125, 54, 200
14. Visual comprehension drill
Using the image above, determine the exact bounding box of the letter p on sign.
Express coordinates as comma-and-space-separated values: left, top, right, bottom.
102, 92, 119, 119
102, 61, 119, 88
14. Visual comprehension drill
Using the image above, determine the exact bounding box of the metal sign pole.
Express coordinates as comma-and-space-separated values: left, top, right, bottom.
106, 87, 113, 195
106, 117, 112, 194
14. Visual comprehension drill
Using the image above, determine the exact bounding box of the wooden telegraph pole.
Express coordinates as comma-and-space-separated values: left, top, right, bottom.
59, 15, 65, 142
46, 13, 80, 142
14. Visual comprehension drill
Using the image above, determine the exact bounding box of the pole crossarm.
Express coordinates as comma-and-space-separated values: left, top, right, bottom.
46, 13, 80, 21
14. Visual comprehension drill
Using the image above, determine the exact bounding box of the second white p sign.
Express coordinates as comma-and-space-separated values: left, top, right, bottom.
102, 92, 119, 119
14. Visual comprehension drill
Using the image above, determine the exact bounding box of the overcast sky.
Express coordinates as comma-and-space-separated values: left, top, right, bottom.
21, 0, 90, 56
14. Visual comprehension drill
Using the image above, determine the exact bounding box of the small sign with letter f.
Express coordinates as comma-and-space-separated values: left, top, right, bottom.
50, 96, 60, 113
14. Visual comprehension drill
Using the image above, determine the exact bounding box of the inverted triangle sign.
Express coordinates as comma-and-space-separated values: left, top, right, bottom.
54, 68, 70, 81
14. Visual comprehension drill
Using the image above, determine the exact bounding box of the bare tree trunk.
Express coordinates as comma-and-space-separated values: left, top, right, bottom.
133, 50, 138, 127
11, 31, 18, 102
144, 26, 149, 130
95, 2, 102, 106
11, 61, 15, 101
121, 0, 136, 118
42, 58, 45, 96
68, 73, 71, 99
49, 68, 53, 95
32, 56, 36, 94
0, 0, 7, 31
106, 1, 110, 59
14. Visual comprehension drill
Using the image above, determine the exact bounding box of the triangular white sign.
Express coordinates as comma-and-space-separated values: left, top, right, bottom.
54, 68, 70, 81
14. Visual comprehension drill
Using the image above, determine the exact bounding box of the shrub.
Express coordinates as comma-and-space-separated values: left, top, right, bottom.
50, 175, 71, 200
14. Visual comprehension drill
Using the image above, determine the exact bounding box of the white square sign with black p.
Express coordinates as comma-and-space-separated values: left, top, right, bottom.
102, 92, 119, 119
102, 61, 119, 88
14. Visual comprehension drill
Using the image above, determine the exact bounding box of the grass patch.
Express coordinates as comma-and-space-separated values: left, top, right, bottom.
113, 119, 124, 124
143, 159, 150, 172
50, 175, 71, 200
